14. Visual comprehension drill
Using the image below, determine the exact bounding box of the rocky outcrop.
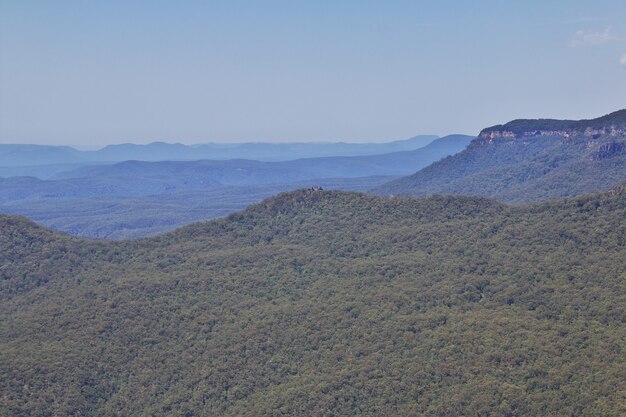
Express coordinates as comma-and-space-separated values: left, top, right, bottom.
592, 141, 626, 160
607, 182, 626, 195
479, 127, 626, 141
477, 109, 626, 143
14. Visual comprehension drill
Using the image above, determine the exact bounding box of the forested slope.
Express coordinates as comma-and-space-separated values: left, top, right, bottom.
1, 187, 625, 416
376, 110, 626, 202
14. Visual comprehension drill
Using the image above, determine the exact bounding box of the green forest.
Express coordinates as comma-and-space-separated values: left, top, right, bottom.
1, 187, 625, 416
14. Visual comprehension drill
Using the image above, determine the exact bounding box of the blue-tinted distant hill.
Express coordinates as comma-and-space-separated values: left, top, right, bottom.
0, 135, 439, 177
57, 135, 472, 182
375, 110, 626, 202
0, 135, 471, 238
92, 135, 439, 161
0, 145, 85, 167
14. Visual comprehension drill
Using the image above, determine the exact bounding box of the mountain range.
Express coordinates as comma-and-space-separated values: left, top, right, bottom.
0, 135, 438, 177
54, 135, 471, 182
1, 109, 625, 416
0, 135, 472, 238
1, 109, 625, 240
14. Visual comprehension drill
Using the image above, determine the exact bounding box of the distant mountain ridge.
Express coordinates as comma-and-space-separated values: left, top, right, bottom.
0, 135, 472, 238
57, 135, 472, 182
376, 109, 626, 202
0, 135, 439, 175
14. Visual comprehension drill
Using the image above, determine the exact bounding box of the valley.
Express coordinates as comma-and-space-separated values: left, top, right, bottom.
0, 136, 471, 238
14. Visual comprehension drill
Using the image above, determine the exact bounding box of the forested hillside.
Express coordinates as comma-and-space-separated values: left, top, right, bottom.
1, 187, 624, 416
376, 110, 626, 202
0, 177, 392, 239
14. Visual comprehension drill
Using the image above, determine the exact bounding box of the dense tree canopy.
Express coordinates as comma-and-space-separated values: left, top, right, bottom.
1, 188, 625, 416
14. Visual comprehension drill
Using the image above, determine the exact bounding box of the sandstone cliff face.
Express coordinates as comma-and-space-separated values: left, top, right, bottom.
475, 126, 626, 148
608, 182, 626, 195
477, 109, 626, 143
479, 127, 626, 141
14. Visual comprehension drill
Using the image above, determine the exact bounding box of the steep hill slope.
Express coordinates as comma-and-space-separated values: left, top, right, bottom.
375, 110, 626, 202
1, 188, 625, 416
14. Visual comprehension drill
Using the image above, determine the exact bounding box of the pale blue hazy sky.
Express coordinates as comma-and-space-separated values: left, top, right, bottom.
1, 0, 625, 146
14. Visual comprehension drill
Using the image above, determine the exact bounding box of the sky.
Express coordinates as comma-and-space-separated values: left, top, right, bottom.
1, 0, 625, 146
